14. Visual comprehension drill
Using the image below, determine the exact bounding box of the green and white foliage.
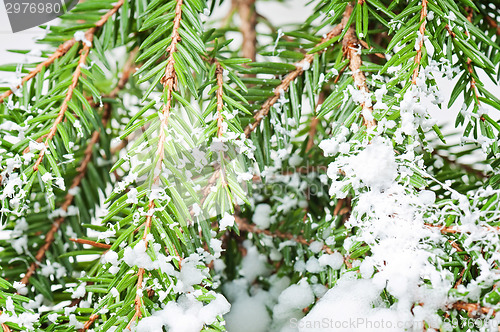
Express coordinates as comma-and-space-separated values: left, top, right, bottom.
0, 0, 499, 331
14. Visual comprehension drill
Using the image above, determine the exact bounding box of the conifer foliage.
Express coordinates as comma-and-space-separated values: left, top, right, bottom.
0, 0, 500, 331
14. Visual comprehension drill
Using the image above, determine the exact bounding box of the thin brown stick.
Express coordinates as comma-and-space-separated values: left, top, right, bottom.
236, 0, 257, 61
80, 314, 99, 332
127, 0, 183, 329
0, 0, 124, 104
70, 238, 112, 249
235, 215, 355, 267
465, 8, 482, 112
1, 322, 11, 332
411, 0, 428, 84
343, 23, 377, 129
306, 92, 325, 152
243, 5, 353, 137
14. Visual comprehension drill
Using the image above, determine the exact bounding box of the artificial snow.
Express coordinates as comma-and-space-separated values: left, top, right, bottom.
252, 203, 272, 229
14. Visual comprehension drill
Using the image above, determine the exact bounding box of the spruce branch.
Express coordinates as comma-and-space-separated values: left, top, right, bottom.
20, 106, 111, 286
342, 22, 377, 129
243, 5, 353, 137
411, 0, 428, 85
127, 0, 183, 328
31, 42, 92, 170
0, 0, 124, 104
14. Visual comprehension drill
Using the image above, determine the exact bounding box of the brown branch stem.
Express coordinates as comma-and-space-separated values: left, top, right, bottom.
411, 0, 428, 84
70, 238, 112, 249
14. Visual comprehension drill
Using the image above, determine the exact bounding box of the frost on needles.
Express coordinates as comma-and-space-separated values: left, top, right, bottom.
0, 0, 500, 332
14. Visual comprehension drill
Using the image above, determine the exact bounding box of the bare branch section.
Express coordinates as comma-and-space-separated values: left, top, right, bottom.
0, 0, 124, 104
343, 23, 377, 129
243, 5, 354, 137
411, 0, 428, 84
127, 0, 183, 328
236, 0, 257, 61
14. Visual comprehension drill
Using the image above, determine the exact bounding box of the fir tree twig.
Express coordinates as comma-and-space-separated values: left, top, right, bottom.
411, 0, 428, 84
127, 0, 183, 328
0, 0, 125, 104
243, 5, 354, 137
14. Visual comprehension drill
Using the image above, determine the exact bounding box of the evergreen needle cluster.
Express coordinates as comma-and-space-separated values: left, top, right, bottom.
0, 0, 499, 331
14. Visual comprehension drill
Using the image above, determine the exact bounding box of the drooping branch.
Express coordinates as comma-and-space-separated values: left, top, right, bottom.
243, 5, 354, 137
0, 0, 124, 104
411, 0, 428, 84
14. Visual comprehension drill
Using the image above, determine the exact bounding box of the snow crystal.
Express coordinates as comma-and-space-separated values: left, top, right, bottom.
297, 61, 310, 71
273, 279, 314, 321
123, 241, 155, 270
219, 213, 235, 231
12, 281, 28, 295
300, 278, 405, 332
71, 283, 86, 299
305, 257, 322, 273
252, 203, 272, 229
318, 252, 344, 270
136, 293, 230, 332
343, 138, 398, 190
74, 31, 91, 47
240, 241, 270, 283
126, 188, 139, 204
